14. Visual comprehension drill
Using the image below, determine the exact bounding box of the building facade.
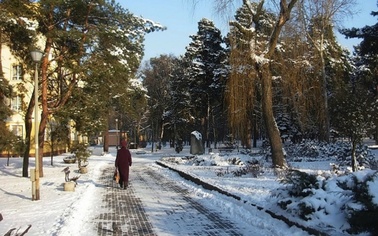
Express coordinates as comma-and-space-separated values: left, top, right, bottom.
1, 44, 71, 157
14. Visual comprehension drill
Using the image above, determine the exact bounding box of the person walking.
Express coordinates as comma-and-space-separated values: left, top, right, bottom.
115, 139, 132, 189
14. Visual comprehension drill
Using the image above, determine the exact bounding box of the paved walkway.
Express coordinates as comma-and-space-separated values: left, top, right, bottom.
95, 167, 155, 236
93, 163, 253, 235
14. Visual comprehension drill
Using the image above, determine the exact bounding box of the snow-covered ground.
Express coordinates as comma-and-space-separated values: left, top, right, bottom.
0, 143, 376, 235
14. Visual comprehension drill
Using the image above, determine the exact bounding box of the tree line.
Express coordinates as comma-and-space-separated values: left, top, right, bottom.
140, 0, 378, 171
0, 0, 377, 175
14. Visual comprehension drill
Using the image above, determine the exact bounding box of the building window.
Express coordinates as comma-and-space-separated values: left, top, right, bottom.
11, 125, 23, 138
11, 96, 22, 111
12, 65, 23, 80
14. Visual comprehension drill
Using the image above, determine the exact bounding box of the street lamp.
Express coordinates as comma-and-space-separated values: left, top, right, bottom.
31, 50, 43, 201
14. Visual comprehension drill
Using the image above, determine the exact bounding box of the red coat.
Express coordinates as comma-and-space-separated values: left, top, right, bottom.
115, 147, 132, 183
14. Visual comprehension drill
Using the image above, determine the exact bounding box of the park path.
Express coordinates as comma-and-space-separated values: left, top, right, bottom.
93, 161, 254, 236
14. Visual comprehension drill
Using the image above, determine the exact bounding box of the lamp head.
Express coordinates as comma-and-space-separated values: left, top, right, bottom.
30, 50, 43, 63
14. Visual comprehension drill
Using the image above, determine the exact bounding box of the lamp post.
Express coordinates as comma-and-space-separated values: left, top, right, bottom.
115, 118, 119, 150
31, 50, 43, 201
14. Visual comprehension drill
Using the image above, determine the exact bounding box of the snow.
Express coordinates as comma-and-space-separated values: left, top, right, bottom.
191, 130, 202, 140
0, 144, 377, 235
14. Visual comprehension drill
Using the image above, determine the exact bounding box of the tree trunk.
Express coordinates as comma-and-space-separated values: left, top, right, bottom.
351, 140, 357, 172
375, 119, 378, 145
246, 118, 252, 149
151, 120, 154, 153
22, 91, 34, 177
212, 112, 217, 149
38, 41, 53, 178
103, 128, 109, 153
319, 49, 330, 142
50, 134, 54, 166
39, 109, 48, 177
159, 122, 165, 145
253, 115, 258, 148
253, 0, 298, 168
200, 117, 206, 148
259, 63, 284, 168
206, 97, 210, 148
136, 120, 141, 145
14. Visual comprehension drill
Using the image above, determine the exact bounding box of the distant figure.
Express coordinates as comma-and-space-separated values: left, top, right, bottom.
115, 139, 132, 189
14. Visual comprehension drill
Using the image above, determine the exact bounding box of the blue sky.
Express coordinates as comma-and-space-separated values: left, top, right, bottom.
123, 1, 377, 61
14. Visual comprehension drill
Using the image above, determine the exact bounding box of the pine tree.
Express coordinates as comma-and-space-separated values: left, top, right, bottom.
184, 18, 228, 148
168, 56, 193, 146
341, 4, 378, 143
142, 54, 176, 147
330, 83, 376, 171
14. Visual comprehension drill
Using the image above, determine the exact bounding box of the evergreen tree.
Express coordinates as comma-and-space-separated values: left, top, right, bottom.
184, 18, 228, 148
341, 3, 378, 143
330, 83, 376, 171
142, 54, 175, 147
169, 56, 193, 145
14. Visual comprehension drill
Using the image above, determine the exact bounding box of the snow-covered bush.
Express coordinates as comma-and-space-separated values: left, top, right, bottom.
284, 140, 345, 160
232, 159, 261, 177
192, 157, 216, 166
283, 140, 376, 170
365, 155, 378, 170
338, 171, 378, 235
271, 169, 378, 234
161, 155, 218, 166
227, 157, 243, 165
278, 169, 319, 198
160, 156, 185, 164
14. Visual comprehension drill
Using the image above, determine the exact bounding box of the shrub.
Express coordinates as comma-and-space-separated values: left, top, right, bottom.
273, 169, 327, 221
273, 169, 378, 232
232, 159, 261, 177
70, 142, 91, 168
279, 169, 319, 198
339, 171, 378, 235
283, 140, 375, 170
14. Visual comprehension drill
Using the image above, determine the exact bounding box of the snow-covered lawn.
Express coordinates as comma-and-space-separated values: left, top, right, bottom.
157, 143, 378, 236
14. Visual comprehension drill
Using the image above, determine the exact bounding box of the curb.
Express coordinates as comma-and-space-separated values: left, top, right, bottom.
156, 160, 328, 236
